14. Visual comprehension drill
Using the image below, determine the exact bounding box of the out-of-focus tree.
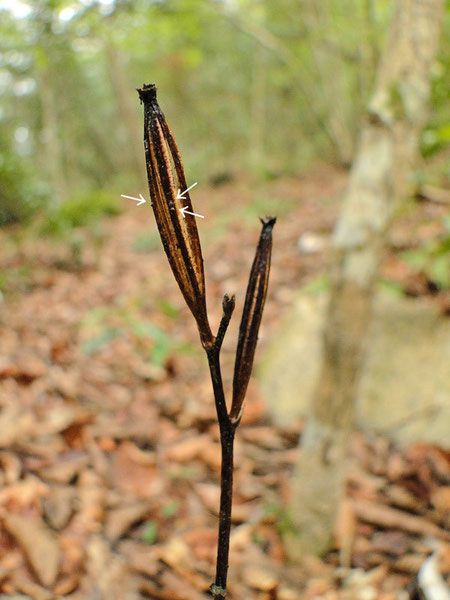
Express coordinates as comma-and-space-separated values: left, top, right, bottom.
0, 0, 448, 224
287, 0, 445, 559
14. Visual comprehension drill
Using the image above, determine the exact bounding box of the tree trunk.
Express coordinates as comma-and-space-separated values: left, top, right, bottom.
287, 0, 444, 559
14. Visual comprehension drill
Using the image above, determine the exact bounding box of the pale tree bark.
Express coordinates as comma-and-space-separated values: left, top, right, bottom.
287, 0, 444, 559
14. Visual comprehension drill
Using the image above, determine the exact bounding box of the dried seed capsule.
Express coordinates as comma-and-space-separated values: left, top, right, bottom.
137, 84, 213, 347
230, 217, 276, 420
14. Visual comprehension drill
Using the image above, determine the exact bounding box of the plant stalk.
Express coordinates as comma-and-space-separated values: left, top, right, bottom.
138, 84, 275, 598
206, 320, 238, 598
214, 422, 235, 597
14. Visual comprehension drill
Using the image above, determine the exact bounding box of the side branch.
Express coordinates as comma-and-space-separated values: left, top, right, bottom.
215, 294, 236, 352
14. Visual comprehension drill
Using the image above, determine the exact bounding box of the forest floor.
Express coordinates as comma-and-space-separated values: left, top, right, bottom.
0, 166, 449, 600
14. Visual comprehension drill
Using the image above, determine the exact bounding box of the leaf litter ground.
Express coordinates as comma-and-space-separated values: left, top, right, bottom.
0, 167, 449, 600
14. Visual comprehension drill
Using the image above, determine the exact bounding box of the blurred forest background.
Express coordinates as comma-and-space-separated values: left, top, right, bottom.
0, 1, 450, 599
1, 0, 449, 227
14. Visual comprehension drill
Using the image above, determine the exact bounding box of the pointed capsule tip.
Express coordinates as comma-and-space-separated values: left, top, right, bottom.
259, 216, 277, 229
137, 83, 158, 104
223, 292, 236, 304
222, 293, 236, 316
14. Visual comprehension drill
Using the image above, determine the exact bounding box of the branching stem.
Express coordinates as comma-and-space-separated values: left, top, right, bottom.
138, 84, 275, 600
206, 297, 238, 599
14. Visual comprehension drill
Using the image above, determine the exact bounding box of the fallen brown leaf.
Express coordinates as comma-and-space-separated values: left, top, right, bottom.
160, 536, 211, 590
383, 484, 427, 513
37, 453, 88, 484
200, 441, 222, 472
3, 513, 60, 587
15, 578, 54, 600
70, 469, 105, 535
43, 485, 74, 530
160, 569, 210, 600
183, 527, 217, 562
138, 571, 208, 600
112, 441, 163, 499
0, 404, 37, 448
242, 564, 279, 591
0, 475, 48, 510
371, 531, 410, 556
0, 452, 22, 485
392, 553, 425, 574
164, 435, 209, 463
85, 535, 139, 600
52, 572, 80, 596
335, 498, 355, 567
430, 486, 450, 516
105, 502, 149, 542
241, 426, 285, 450
352, 498, 450, 540
0, 355, 46, 384
118, 540, 160, 578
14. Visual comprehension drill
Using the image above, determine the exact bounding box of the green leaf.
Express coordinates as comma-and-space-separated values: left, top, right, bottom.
302, 274, 329, 295
161, 500, 179, 518
82, 327, 120, 355
132, 231, 161, 254
430, 254, 450, 289
400, 247, 428, 269
378, 279, 405, 297
130, 320, 173, 366
142, 520, 158, 545
156, 299, 180, 319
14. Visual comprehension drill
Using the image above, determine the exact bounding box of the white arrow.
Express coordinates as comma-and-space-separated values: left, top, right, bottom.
179, 206, 204, 219
121, 193, 147, 206
176, 182, 198, 200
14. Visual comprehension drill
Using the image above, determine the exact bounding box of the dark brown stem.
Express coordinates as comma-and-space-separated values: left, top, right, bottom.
207, 347, 229, 426
206, 300, 237, 599
213, 416, 236, 598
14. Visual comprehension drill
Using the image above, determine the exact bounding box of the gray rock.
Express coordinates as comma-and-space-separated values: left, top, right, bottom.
258, 288, 450, 447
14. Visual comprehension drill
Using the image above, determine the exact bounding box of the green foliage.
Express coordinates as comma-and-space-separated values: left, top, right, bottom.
129, 320, 174, 367
141, 520, 158, 545
207, 192, 295, 241
0, 0, 447, 219
263, 503, 297, 537
81, 327, 121, 355
80, 302, 194, 367
401, 232, 450, 290
378, 279, 405, 298
131, 231, 161, 253
302, 274, 330, 295
388, 82, 408, 120
40, 191, 122, 236
238, 194, 295, 226
421, 123, 450, 158
0, 138, 48, 226
156, 299, 180, 320
168, 466, 201, 480
421, 9, 450, 158
0, 265, 32, 295
161, 500, 179, 518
